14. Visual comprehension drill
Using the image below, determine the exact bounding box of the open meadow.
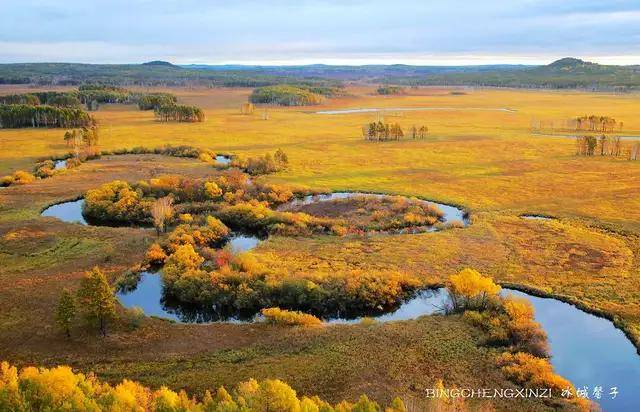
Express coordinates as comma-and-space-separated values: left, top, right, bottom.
1, 85, 640, 410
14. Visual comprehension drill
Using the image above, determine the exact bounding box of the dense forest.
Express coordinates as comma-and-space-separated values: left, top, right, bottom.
0, 105, 94, 128
0, 58, 638, 90
249, 85, 325, 106
0, 87, 178, 110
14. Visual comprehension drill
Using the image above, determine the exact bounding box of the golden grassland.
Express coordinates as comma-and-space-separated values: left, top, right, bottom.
2, 85, 640, 229
1, 85, 639, 409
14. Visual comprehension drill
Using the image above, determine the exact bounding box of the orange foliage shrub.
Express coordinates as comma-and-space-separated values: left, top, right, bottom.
1, 170, 36, 186
204, 181, 222, 199
146, 243, 167, 265
84, 180, 150, 222
261, 307, 322, 327
497, 352, 589, 411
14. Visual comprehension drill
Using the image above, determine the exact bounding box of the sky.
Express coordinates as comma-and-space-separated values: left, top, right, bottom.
1, 0, 639, 65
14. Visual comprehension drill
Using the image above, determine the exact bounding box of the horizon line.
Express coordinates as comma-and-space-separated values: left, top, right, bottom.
2, 55, 640, 67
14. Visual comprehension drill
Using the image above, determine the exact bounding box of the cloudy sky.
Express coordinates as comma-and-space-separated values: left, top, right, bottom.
1, 0, 639, 65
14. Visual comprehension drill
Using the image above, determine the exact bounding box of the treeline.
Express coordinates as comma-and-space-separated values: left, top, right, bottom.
532, 114, 623, 134
1, 58, 639, 90
0, 104, 95, 128
0, 360, 407, 412
249, 85, 325, 106
572, 115, 620, 133
576, 135, 640, 160
154, 104, 205, 122
0, 86, 179, 111
376, 85, 404, 95
362, 121, 428, 141
0, 91, 80, 107
0, 62, 348, 88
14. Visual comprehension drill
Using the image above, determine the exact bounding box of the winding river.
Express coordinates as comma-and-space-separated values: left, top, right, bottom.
278, 192, 468, 226
315, 107, 517, 115
115, 280, 640, 410
41, 192, 640, 410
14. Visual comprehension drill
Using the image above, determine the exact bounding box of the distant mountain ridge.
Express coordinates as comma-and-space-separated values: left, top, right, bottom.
0, 58, 637, 90
142, 60, 178, 67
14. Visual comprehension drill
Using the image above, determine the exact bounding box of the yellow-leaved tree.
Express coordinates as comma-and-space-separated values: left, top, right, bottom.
447, 268, 501, 312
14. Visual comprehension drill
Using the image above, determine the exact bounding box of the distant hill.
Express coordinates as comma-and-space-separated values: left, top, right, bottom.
142, 60, 177, 67
547, 57, 593, 69
384, 58, 640, 90
0, 58, 637, 90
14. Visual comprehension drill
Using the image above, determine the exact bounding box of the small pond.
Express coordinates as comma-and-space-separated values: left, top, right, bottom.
41, 199, 152, 228
117, 283, 640, 409
215, 155, 231, 165
54, 160, 67, 170
521, 214, 555, 221
41, 199, 87, 224
280, 192, 468, 226
316, 107, 516, 115
228, 233, 261, 253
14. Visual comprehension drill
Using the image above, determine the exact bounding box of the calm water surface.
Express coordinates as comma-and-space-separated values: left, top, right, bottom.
118, 284, 640, 409
41, 199, 87, 224
215, 155, 231, 165
54, 160, 67, 170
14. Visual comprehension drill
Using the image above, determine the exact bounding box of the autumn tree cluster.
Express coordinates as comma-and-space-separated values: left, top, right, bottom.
0, 360, 407, 412
154, 103, 205, 122
362, 121, 428, 141
137, 92, 178, 110
575, 135, 640, 160
230, 149, 288, 175
572, 115, 620, 133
